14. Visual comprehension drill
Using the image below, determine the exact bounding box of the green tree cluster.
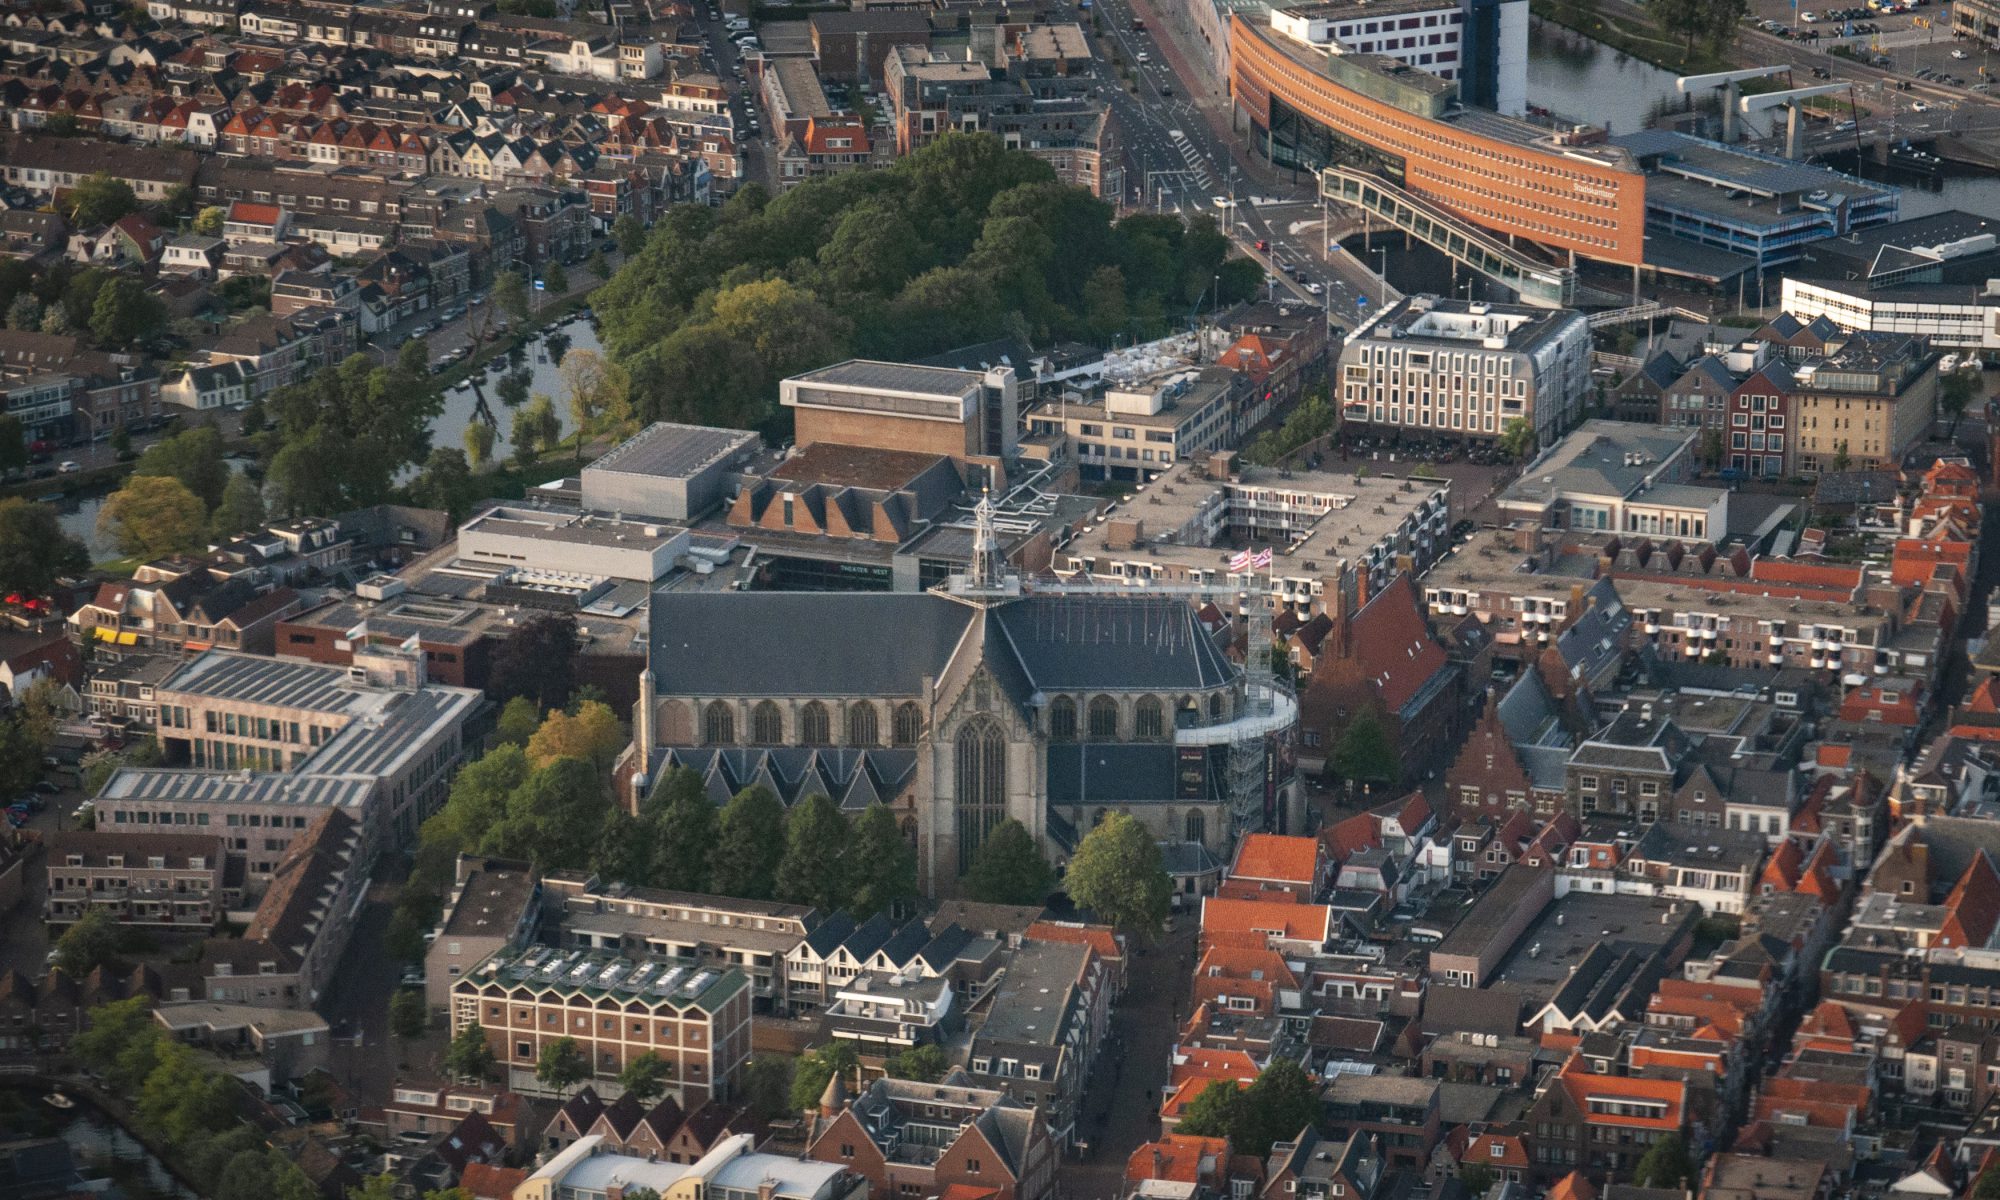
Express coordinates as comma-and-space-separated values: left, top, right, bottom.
963, 818, 1056, 905
1171, 1061, 1324, 1157
1631, 1132, 1695, 1189
262, 344, 444, 515
1243, 385, 1335, 466
606, 768, 918, 918
0, 497, 89, 594
1649, 0, 1750, 54
1064, 812, 1171, 943
1331, 706, 1399, 791
71, 998, 319, 1199
789, 1041, 859, 1113
595, 133, 1261, 436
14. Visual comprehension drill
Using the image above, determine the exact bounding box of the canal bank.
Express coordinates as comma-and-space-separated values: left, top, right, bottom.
2, 1082, 198, 1200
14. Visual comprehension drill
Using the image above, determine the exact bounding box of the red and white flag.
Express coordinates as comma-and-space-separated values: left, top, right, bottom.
1230, 550, 1253, 572
1253, 549, 1274, 569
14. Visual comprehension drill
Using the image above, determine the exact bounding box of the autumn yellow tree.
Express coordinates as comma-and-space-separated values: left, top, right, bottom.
558, 349, 632, 454
97, 475, 208, 560
526, 700, 626, 771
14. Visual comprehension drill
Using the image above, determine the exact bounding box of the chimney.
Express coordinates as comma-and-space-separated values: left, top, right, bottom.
1355, 568, 1371, 611
1327, 570, 1353, 661
1153, 1148, 1168, 1179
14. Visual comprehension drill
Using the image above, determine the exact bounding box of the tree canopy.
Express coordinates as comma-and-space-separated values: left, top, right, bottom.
1331, 706, 1399, 789
964, 818, 1056, 905
1064, 813, 1171, 942
1173, 1062, 1323, 1157
134, 425, 231, 511
0, 497, 88, 594
263, 350, 443, 514
98, 475, 208, 560
596, 133, 1260, 437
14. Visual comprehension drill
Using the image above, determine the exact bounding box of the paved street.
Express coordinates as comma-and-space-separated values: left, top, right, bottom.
1065, 923, 1198, 1200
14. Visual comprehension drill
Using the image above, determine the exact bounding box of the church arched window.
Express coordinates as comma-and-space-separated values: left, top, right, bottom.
1049, 696, 1077, 741
1087, 695, 1118, 739
751, 700, 784, 745
702, 701, 734, 745
892, 702, 923, 747
800, 702, 831, 746
847, 702, 879, 747
1136, 696, 1165, 740
955, 718, 1007, 872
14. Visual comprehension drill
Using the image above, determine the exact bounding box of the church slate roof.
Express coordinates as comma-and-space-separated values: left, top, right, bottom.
652, 593, 976, 697
649, 592, 1237, 705
988, 598, 1235, 693
655, 746, 919, 809
1046, 743, 1222, 804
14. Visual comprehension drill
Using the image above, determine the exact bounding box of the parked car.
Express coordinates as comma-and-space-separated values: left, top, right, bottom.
1952, 47, 1969, 58
56, 461, 80, 473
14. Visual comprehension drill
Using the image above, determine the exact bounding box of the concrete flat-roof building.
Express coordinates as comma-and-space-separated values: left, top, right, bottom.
541, 871, 822, 1013
1496, 421, 1708, 534
110, 646, 482, 873
457, 505, 691, 583
1055, 456, 1451, 617
580, 423, 762, 524
782, 358, 1019, 473
1021, 334, 1250, 483
1611, 130, 1898, 273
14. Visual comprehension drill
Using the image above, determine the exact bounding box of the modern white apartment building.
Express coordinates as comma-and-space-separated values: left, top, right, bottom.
1338, 296, 1591, 453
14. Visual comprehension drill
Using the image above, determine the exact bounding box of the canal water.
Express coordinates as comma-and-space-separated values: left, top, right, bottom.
56, 1101, 198, 1200
1527, 21, 2000, 213
428, 314, 597, 471
52, 316, 600, 557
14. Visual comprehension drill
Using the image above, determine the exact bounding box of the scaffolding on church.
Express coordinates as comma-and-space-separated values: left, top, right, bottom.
943, 493, 1300, 838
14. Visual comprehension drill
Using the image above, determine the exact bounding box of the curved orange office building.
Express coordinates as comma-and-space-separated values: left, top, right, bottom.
1230, 14, 1649, 268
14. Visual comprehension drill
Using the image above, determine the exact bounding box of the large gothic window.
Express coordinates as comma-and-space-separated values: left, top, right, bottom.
893, 703, 923, 747
1185, 809, 1207, 844
1136, 696, 1165, 740
1049, 696, 1078, 741
800, 702, 831, 746
702, 701, 735, 745
848, 703, 879, 747
751, 701, 784, 745
955, 718, 1007, 872
1087, 695, 1119, 740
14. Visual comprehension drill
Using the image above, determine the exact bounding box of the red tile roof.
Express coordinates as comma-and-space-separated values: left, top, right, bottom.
1025, 920, 1122, 960
458, 1164, 528, 1200
1320, 812, 1380, 861
1126, 1134, 1231, 1185
1347, 573, 1451, 712
1199, 896, 1331, 945
1230, 833, 1321, 885
227, 200, 283, 226
1558, 1055, 1685, 1130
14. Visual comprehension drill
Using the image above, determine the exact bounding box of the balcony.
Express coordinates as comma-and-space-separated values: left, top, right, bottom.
1175, 684, 1297, 747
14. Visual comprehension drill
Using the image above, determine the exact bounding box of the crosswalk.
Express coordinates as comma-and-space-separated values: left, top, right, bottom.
1168, 129, 1214, 189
